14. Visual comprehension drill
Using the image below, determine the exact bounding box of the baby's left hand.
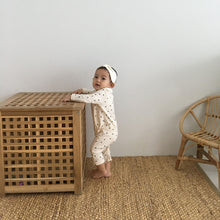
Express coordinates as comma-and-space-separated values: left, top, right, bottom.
62, 96, 71, 102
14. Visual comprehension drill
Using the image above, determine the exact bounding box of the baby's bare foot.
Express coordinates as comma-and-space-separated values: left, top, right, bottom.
105, 171, 111, 177
92, 169, 111, 179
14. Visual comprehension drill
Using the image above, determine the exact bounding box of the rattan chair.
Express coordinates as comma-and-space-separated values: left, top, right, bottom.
175, 96, 220, 187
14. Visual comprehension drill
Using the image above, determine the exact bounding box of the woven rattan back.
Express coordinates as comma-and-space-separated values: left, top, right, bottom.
180, 96, 220, 137
204, 97, 220, 138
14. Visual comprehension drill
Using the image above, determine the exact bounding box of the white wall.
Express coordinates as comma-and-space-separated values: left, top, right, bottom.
1, 0, 220, 160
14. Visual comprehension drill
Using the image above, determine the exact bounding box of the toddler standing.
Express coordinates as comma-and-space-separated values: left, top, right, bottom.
63, 65, 118, 178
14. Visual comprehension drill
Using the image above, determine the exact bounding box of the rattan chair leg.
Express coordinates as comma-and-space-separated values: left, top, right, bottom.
197, 144, 204, 159
175, 136, 188, 169
218, 169, 220, 189
218, 149, 220, 188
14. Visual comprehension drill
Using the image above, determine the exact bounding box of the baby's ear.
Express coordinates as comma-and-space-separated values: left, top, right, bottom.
110, 82, 115, 88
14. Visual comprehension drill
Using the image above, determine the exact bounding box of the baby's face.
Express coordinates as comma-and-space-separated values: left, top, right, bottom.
93, 69, 113, 91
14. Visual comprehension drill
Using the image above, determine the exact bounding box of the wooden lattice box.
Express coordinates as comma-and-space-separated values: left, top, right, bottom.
0, 92, 86, 194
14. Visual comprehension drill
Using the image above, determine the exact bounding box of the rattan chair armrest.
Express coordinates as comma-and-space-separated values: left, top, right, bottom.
179, 97, 209, 135
179, 110, 190, 135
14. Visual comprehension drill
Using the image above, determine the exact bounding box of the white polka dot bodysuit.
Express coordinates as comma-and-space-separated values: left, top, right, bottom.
71, 88, 118, 165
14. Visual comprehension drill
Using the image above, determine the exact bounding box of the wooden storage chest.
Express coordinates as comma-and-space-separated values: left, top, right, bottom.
0, 92, 86, 195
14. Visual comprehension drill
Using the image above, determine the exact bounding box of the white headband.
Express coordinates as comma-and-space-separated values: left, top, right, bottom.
102, 64, 117, 83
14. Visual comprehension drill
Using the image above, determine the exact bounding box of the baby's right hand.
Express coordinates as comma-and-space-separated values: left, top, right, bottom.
73, 89, 83, 94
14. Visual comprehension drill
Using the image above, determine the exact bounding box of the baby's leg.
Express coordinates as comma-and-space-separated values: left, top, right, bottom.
90, 133, 115, 178
90, 137, 105, 166
105, 161, 111, 177
103, 147, 112, 176
90, 136, 108, 178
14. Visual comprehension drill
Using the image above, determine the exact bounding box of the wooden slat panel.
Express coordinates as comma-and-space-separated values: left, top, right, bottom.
73, 110, 83, 194
0, 112, 5, 195
5, 184, 75, 193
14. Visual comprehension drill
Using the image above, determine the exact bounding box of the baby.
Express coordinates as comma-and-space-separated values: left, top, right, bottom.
63, 65, 118, 178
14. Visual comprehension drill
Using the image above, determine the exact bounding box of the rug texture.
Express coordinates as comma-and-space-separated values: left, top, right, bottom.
0, 156, 220, 220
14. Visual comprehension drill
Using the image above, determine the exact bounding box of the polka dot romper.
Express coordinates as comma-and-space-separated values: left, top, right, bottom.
71, 88, 118, 165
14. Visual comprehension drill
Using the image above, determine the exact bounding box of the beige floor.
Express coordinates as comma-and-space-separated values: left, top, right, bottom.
0, 156, 220, 220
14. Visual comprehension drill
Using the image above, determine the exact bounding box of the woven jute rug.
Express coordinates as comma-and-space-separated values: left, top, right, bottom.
0, 156, 220, 220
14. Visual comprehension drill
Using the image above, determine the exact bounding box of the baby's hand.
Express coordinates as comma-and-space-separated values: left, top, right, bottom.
73, 89, 83, 94
62, 96, 71, 102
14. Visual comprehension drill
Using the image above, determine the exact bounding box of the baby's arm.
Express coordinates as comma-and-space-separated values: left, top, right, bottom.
73, 89, 83, 94
62, 88, 93, 102
71, 89, 105, 104
81, 88, 93, 94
